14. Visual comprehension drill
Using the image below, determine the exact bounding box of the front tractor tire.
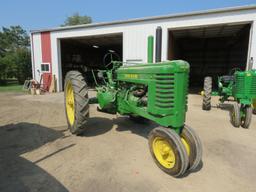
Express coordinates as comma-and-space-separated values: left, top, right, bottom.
64, 71, 89, 135
180, 125, 202, 171
230, 103, 241, 128
202, 77, 212, 111
148, 127, 189, 177
241, 105, 252, 129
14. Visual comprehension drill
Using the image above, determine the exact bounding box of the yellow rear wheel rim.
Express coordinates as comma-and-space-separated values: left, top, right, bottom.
181, 137, 191, 156
66, 81, 75, 126
152, 137, 176, 169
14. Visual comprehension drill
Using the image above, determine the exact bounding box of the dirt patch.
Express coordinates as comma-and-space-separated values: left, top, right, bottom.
0, 92, 255, 192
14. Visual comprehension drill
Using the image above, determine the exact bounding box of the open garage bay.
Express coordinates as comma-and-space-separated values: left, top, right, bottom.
60, 33, 123, 89
168, 23, 251, 89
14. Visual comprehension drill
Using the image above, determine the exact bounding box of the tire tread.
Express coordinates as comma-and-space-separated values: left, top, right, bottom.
64, 70, 89, 135
202, 77, 212, 111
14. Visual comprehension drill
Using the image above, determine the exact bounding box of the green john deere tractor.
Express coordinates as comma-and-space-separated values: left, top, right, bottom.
202, 68, 256, 128
64, 29, 202, 177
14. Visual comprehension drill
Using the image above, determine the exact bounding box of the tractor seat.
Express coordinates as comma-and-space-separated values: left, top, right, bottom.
220, 75, 234, 84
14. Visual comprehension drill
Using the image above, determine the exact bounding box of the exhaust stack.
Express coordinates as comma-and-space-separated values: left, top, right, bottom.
155, 26, 162, 63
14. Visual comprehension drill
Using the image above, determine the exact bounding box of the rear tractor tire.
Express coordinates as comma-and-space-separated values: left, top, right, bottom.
240, 105, 252, 129
230, 103, 241, 128
64, 71, 89, 135
180, 125, 202, 171
148, 127, 189, 177
202, 77, 212, 111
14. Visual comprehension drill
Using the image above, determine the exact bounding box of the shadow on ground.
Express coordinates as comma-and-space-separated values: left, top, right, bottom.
115, 116, 158, 139
0, 123, 69, 192
79, 115, 157, 139
80, 117, 114, 137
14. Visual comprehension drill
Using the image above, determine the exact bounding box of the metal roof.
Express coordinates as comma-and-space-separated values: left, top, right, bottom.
31, 4, 256, 34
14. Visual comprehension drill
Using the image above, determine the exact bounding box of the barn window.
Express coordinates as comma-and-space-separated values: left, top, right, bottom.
41, 63, 50, 72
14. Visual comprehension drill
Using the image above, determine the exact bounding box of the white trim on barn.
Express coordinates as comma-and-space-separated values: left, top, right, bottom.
31, 33, 42, 82
31, 5, 256, 92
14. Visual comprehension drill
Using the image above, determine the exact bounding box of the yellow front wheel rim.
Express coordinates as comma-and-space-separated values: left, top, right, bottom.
152, 137, 176, 169
181, 137, 191, 156
65, 81, 75, 126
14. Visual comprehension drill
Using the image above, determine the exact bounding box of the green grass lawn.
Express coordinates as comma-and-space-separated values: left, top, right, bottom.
0, 84, 23, 92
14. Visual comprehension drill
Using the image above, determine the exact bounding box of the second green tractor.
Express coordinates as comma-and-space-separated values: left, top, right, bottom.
202, 68, 256, 128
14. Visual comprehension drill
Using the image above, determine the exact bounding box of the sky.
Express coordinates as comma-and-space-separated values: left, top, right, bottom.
0, 0, 256, 31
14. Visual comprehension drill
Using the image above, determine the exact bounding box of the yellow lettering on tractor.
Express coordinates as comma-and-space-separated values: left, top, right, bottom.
125, 74, 138, 79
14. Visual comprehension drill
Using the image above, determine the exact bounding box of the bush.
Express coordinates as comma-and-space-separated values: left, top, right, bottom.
0, 79, 7, 86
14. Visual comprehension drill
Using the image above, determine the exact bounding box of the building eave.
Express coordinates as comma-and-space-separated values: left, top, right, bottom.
30, 4, 256, 34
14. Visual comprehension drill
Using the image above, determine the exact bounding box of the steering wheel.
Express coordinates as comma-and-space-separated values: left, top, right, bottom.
229, 68, 241, 76
103, 52, 121, 69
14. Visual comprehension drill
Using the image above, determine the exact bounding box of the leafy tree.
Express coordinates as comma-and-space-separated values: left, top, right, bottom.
0, 26, 31, 84
61, 13, 92, 26
16, 48, 31, 84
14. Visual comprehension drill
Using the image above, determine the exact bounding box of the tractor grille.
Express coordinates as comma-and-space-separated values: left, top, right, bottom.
251, 76, 256, 95
234, 74, 256, 97
235, 76, 245, 93
155, 74, 175, 109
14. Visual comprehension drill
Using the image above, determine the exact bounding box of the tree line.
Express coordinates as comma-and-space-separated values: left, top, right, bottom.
0, 26, 31, 85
